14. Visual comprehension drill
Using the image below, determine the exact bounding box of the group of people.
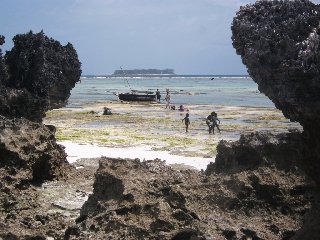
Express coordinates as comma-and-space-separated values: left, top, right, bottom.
156, 89, 220, 134
182, 111, 220, 134
156, 88, 171, 109
156, 89, 187, 111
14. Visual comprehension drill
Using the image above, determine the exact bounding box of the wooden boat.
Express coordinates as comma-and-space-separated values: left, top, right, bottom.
117, 90, 156, 102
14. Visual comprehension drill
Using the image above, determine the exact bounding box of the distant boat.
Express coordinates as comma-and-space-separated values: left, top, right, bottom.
116, 90, 156, 102
116, 67, 156, 101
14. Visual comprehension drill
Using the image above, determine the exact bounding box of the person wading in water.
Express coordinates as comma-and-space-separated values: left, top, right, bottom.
182, 113, 190, 133
156, 89, 161, 103
164, 89, 171, 109
206, 111, 220, 134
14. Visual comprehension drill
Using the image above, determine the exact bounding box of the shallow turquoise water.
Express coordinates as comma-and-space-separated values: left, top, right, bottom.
68, 76, 274, 108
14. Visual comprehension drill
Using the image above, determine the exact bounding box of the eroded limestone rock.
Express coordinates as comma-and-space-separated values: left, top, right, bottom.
75, 156, 312, 239
0, 30, 81, 184
231, 0, 320, 183
206, 131, 303, 175
231, 0, 320, 238
0, 31, 81, 239
2, 31, 81, 122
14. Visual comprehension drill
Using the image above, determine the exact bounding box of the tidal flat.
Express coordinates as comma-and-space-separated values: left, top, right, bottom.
44, 101, 302, 160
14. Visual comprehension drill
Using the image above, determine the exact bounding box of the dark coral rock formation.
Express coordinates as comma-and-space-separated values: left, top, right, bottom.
79, 158, 206, 239
0, 30, 80, 184
206, 132, 315, 239
2, 31, 81, 122
206, 131, 303, 175
208, 130, 316, 238
231, 0, 320, 183
76, 157, 313, 239
232, 0, 320, 124
0, 116, 71, 184
231, 0, 320, 238
0, 31, 81, 238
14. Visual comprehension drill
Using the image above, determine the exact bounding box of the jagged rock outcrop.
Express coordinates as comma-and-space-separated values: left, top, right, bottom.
231, 0, 320, 238
205, 131, 303, 175
0, 31, 81, 184
0, 116, 71, 184
75, 156, 313, 239
231, 0, 320, 183
0, 31, 81, 239
78, 158, 206, 239
1, 31, 81, 122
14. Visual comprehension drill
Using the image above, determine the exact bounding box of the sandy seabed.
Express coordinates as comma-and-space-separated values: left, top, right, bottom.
45, 101, 301, 171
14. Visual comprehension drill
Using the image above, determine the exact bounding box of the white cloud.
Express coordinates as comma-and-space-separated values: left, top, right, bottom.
1, 0, 251, 74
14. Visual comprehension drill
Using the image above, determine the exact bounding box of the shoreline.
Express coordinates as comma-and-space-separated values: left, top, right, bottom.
45, 101, 302, 171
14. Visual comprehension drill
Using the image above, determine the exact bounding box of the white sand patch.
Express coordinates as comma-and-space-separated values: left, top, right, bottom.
59, 141, 214, 171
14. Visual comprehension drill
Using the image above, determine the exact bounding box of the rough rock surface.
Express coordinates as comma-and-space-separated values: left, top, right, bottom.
2, 1, 320, 238
0, 30, 80, 184
231, 0, 320, 183
231, 0, 320, 238
1, 132, 311, 239
0, 31, 81, 239
0, 116, 71, 184
0, 159, 96, 240
1, 31, 81, 122
206, 131, 303, 175
75, 153, 313, 240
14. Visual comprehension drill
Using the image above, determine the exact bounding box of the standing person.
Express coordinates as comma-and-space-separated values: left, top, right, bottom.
156, 89, 161, 102
164, 90, 171, 109
182, 113, 190, 133
206, 111, 221, 134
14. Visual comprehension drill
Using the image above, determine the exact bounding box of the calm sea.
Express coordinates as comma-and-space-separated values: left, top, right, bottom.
67, 76, 274, 108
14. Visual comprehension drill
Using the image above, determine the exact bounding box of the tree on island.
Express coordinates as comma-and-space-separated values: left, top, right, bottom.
113, 68, 175, 75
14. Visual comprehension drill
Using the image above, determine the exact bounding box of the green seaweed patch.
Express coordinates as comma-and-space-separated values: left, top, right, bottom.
45, 110, 71, 118
257, 114, 285, 121
99, 138, 127, 144
203, 143, 218, 155
45, 109, 175, 129
55, 128, 110, 142
151, 146, 172, 152
129, 134, 154, 141
159, 136, 196, 147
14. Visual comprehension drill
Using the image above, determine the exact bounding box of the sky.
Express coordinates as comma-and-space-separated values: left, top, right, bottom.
1, 0, 320, 75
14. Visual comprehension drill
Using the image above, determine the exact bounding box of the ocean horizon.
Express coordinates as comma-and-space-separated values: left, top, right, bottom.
68, 75, 274, 109
81, 74, 250, 79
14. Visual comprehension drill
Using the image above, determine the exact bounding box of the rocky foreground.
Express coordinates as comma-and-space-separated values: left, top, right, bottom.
1, 132, 314, 240
2, 0, 320, 239
0, 31, 82, 239
73, 131, 314, 239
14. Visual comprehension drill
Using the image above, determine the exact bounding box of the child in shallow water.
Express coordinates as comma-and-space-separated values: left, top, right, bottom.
206, 111, 220, 134
182, 113, 190, 133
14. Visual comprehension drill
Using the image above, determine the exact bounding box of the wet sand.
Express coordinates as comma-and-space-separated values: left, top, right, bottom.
44, 101, 302, 169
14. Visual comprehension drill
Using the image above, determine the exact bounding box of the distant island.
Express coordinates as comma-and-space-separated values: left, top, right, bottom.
113, 68, 175, 76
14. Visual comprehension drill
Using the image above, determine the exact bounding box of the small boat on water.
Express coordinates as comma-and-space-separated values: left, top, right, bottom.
116, 90, 156, 102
